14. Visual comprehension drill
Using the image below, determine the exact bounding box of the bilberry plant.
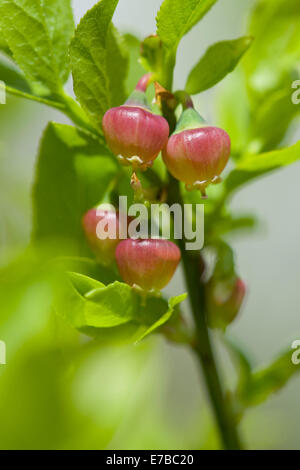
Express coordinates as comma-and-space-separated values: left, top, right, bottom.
1, 0, 300, 450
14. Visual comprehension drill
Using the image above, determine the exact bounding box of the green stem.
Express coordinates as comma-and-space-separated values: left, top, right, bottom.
5, 85, 65, 110
174, 90, 194, 109
181, 245, 242, 449
5, 85, 99, 137
161, 51, 176, 90
166, 135, 242, 450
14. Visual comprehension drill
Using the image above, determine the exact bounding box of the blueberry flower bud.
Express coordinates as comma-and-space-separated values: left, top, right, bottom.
162, 105, 231, 197
102, 74, 169, 171
116, 238, 181, 291
206, 276, 246, 329
82, 208, 127, 266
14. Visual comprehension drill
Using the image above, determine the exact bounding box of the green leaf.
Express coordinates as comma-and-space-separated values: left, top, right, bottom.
248, 88, 300, 153
86, 287, 185, 333
0, 0, 74, 93
156, 0, 218, 50
69, 0, 120, 130
224, 336, 253, 396
238, 142, 300, 171
225, 337, 300, 412
186, 37, 253, 94
244, 0, 300, 97
135, 293, 187, 342
237, 347, 300, 408
0, 29, 12, 56
156, 0, 218, 88
54, 274, 136, 329
0, 57, 31, 93
224, 140, 300, 196
54, 266, 186, 343
32, 122, 118, 255
69, 271, 105, 295
216, 1, 300, 160
213, 240, 235, 280
216, 69, 250, 158
207, 213, 257, 239
106, 24, 129, 107
217, 72, 300, 158
41, 0, 75, 84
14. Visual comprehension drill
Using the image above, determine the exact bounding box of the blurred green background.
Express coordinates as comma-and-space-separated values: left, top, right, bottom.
0, 0, 300, 449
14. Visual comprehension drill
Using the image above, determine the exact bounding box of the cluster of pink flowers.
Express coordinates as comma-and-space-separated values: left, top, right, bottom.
82, 74, 244, 322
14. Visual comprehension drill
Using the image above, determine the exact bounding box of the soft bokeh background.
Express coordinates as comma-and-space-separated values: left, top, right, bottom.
0, 0, 299, 449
